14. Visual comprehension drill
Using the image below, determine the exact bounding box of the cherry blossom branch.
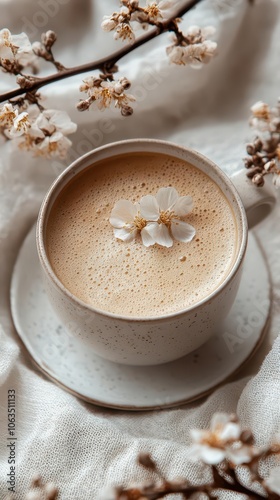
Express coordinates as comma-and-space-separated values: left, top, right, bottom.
106, 414, 280, 499
243, 99, 280, 188
6, 413, 280, 499
0, 0, 203, 103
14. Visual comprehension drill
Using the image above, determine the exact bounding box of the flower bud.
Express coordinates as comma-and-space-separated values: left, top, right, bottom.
240, 429, 254, 444
119, 77, 131, 90
252, 173, 265, 187
76, 100, 91, 111
121, 105, 133, 116
16, 75, 34, 89
243, 157, 253, 168
101, 17, 117, 32
246, 166, 263, 179
253, 137, 263, 151
42, 30, 57, 50
251, 100, 269, 119
114, 83, 124, 94
246, 143, 255, 155
138, 453, 156, 470
264, 159, 276, 172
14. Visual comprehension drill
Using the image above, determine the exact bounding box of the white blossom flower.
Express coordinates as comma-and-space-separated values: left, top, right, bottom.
166, 45, 186, 65
144, 0, 175, 22
8, 111, 31, 137
187, 25, 216, 42
0, 103, 17, 128
249, 101, 273, 131
251, 101, 270, 121
22, 109, 77, 158
109, 200, 147, 243
110, 187, 195, 248
189, 413, 261, 466
0, 29, 16, 61
79, 76, 100, 93
101, 16, 118, 32
34, 109, 77, 136
264, 466, 280, 495
0, 29, 35, 67
80, 78, 135, 115
34, 132, 73, 159
189, 413, 242, 464
114, 23, 135, 43
167, 26, 217, 67
226, 444, 259, 466
139, 187, 195, 248
7, 106, 78, 159
12, 32, 35, 67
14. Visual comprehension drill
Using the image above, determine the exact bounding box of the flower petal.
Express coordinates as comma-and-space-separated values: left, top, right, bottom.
227, 446, 253, 466
190, 429, 209, 443
219, 422, 241, 442
110, 200, 138, 228
0, 45, 14, 60
36, 113, 54, 134
200, 445, 226, 464
189, 444, 225, 465
141, 225, 157, 247
139, 195, 159, 221
171, 220, 195, 243
143, 222, 173, 248
173, 195, 193, 216
211, 413, 232, 431
156, 187, 179, 211
113, 226, 137, 242
43, 110, 77, 135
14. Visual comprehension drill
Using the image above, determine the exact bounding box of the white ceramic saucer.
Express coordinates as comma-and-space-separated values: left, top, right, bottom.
10, 225, 271, 411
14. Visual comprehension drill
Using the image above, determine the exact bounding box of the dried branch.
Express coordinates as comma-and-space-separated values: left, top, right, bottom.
0, 0, 203, 103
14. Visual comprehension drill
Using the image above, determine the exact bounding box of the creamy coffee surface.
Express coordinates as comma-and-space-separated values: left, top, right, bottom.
46, 152, 238, 317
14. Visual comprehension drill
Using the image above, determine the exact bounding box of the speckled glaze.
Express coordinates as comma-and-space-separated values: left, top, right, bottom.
10, 229, 271, 410
36, 140, 276, 366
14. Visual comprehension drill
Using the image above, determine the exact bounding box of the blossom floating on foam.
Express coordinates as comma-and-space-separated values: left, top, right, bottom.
109, 187, 196, 248
109, 199, 148, 243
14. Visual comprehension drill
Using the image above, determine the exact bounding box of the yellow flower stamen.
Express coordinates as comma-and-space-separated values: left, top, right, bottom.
145, 4, 161, 19
159, 210, 178, 227
134, 214, 147, 231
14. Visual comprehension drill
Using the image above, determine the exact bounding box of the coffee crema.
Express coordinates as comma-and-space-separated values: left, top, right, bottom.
46, 152, 238, 317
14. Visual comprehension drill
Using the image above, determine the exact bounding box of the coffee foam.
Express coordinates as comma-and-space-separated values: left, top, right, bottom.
46, 153, 238, 317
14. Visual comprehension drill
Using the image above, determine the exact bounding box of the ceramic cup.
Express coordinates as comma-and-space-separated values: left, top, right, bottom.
37, 139, 276, 366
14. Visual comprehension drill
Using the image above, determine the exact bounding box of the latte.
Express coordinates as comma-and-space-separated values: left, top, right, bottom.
46, 152, 238, 317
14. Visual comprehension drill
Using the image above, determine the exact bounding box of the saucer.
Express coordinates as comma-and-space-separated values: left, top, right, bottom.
10, 225, 271, 411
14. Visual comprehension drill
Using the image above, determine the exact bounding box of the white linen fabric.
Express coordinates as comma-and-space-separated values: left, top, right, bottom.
0, 0, 280, 498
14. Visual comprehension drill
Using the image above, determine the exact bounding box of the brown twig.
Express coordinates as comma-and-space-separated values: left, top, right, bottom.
0, 0, 203, 103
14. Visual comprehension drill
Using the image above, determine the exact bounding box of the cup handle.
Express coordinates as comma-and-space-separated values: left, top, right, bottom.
229, 169, 276, 229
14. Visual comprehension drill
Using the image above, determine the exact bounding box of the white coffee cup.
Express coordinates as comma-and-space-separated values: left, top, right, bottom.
37, 139, 276, 366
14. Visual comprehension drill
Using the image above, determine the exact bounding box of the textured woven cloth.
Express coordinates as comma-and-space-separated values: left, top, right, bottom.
0, 0, 280, 498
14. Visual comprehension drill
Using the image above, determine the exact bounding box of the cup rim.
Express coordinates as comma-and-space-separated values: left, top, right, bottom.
37, 138, 248, 323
